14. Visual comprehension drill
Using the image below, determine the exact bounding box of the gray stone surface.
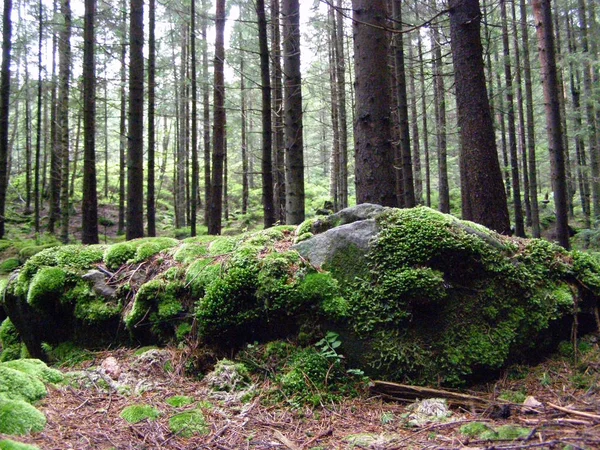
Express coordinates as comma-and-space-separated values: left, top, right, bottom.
82, 270, 116, 298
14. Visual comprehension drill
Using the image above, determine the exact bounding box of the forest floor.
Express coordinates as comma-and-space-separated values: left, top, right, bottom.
2, 342, 600, 450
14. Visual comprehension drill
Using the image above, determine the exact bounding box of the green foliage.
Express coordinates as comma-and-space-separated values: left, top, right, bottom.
130, 238, 179, 264
186, 260, 221, 298
119, 404, 161, 424
165, 395, 195, 408
41, 342, 94, 367
499, 390, 527, 403
17, 244, 58, 264
0, 397, 46, 435
2, 359, 64, 384
168, 409, 209, 438
459, 422, 494, 438
0, 365, 47, 402
104, 237, 177, 269
0, 258, 20, 274
0, 318, 22, 362
26, 267, 67, 307
0, 439, 41, 449
104, 242, 135, 270
172, 237, 216, 264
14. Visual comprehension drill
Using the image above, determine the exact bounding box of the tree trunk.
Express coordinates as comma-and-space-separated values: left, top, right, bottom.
282, 0, 305, 223
81, 0, 98, 244
175, 27, 187, 229
416, 14, 431, 207
240, 55, 249, 216
118, 0, 126, 236
432, 20, 449, 213
256, 0, 275, 227
147, 0, 156, 236
501, 0, 525, 236
190, 0, 199, 236
449, 0, 511, 234
408, 41, 422, 205
335, 0, 348, 209
59, 0, 71, 243
34, 0, 43, 233
392, 0, 415, 208
352, 0, 397, 207
202, 0, 210, 228
126, 0, 144, 240
271, 0, 285, 223
520, 0, 540, 237
328, 4, 340, 211
532, 0, 570, 249
208, 0, 226, 235
48, 0, 60, 235
0, 0, 11, 239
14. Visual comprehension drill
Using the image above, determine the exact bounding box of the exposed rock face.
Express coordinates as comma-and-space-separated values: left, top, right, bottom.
82, 270, 116, 299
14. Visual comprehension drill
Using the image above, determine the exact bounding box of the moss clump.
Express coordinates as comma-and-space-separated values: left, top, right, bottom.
104, 242, 136, 270
0, 397, 46, 435
2, 359, 63, 384
168, 409, 209, 438
26, 267, 67, 307
0, 318, 22, 362
17, 244, 59, 264
0, 366, 47, 402
0, 258, 20, 274
0, 439, 41, 449
206, 359, 250, 392
165, 395, 195, 408
21, 245, 104, 280
460, 422, 495, 438
130, 238, 179, 264
119, 404, 160, 424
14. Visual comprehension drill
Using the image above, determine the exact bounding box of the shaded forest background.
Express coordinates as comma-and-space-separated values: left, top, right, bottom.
0, 0, 598, 249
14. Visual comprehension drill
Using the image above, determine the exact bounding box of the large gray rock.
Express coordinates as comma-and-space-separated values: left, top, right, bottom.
310, 203, 389, 235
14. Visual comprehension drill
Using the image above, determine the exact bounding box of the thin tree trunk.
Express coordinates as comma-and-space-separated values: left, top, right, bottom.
408, 42, 422, 205
34, 0, 43, 233
240, 52, 249, 216
208, 0, 226, 235
176, 27, 187, 229
0, 0, 11, 238
532, 0, 570, 249
335, 0, 348, 209
147, 0, 156, 236
82, 0, 98, 244
328, 3, 340, 211
271, 0, 285, 222
24, 61, 32, 215
126, 0, 144, 240
520, 0, 540, 237
59, 0, 71, 243
190, 0, 199, 236
501, 0, 524, 236
118, 0, 126, 235
283, 0, 305, 223
417, 17, 431, 207
48, 0, 60, 234
202, 0, 210, 227
432, 21, 449, 213
70, 109, 81, 198
256, 0, 274, 227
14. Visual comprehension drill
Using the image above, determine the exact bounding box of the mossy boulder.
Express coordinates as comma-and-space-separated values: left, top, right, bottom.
0, 365, 47, 402
0, 397, 46, 435
2, 206, 600, 387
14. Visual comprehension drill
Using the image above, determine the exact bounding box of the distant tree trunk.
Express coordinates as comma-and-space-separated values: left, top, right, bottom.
208, 0, 226, 235
256, 0, 275, 227
352, 0, 397, 207
408, 42, 422, 205
335, 0, 348, 209
449, 0, 511, 234
432, 21, 449, 213
34, 0, 43, 233
271, 0, 285, 223
175, 28, 187, 229
494, 50, 510, 199
202, 0, 210, 227
578, 0, 600, 220
417, 17, 431, 207
147, 0, 156, 236
501, 0, 525, 236
190, 0, 199, 236
392, 0, 415, 208
126, 0, 144, 240
81, 0, 99, 244
0, 0, 11, 239
70, 110, 81, 198
24, 65, 32, 215
59, 0, 71, 243
282, 0, 305, 223
328, 3, 340, 211
240, 56, 249, 216
118, 0, 126, 235
48, 2, 61, 236
532, 0, 570, 249
520, 0, 540, 237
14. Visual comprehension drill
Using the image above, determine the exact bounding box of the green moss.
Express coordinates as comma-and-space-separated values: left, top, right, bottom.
322, 243, 368, 284
104, 242, 135, 270
130, 238, 178, 264
460, 422, 494, 438
168, 409, 209, 438
0, 319, 22, 361
0, 258, 20, 274
18, 244, 58, 263
0, 397, 46, 435
119, 404, 160, 424
21, 245, 103, 280
0, 439, 41, 449
165, 395, 195, 408
186, 260, 221, 298
26, 267, 67, 307
207, 359, 250, 392
74, 296, 122, 323
0, 366, 47, 402
2, 359, 64, 384
296, 218, 318, 237
297, 272, 348, 320
175, 323, 192, 341
208, 236, 242, 255
495, 425, 532, 440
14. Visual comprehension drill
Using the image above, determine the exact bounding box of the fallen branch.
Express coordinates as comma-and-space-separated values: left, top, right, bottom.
271, 429, 302, 450
548, 402, 600, 421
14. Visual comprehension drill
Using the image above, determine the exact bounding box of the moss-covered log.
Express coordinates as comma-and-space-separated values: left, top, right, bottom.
1, 206, 599, 386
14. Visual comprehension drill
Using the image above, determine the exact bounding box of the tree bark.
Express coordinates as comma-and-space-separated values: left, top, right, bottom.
202, 0, 211, 227
432, 19, 449, 213
208, 0, 226, 235
532, 0, 570, 249
118, 0, 126, 236
335, 0, 348, 209
352, 0, 397, 207
147, 0, 156, 236
282, 0, 305, 223
256, 0, 275, 227
190, 0, 199, 236
0, 0, 11, 238
449, 0, 511, 234
59, 0, 71, 243
126, 0, 144, 240
81, 0, 99, 244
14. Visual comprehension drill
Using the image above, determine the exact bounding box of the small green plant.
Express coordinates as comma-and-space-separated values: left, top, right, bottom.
380, 411, 394, 425
315, 331, 343, 363
119, 404, 161, 424
499, 390, 527, 404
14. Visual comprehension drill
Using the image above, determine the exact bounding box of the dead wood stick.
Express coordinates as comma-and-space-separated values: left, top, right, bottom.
271, 428, 302, 450
547, 402, 600, 421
